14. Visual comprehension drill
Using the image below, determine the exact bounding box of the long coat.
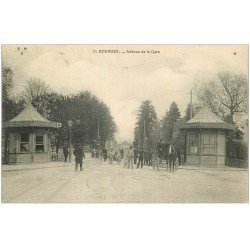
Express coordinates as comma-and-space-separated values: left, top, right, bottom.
73, 147, 85, 163
63, 147, 69, 156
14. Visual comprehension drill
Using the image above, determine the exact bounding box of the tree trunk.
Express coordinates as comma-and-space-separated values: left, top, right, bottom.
229, 108, 234, 123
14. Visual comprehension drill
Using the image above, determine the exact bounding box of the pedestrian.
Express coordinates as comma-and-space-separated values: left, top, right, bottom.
133, 148, 138, 164
123, 149, 128, 168
120, 148, 124, 159
51, 147, 57, 162
152, 151, 159, 170
137, 148, 144, 169
176, 149, 181, 166
116, 150, 123, 164
148, 150, 152, 166
93, 148, 97, 158
108, 149, 114, 164
102, 148, 108, 162
100, 148, 103, 162
144, 151, 149, 165
127, 146, 134, 169
73, 144, 85, 172
63, 145, 69, 162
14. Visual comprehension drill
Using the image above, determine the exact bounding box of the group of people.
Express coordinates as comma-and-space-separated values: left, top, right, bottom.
61, 139, 182, 173
98, 139, 182, 172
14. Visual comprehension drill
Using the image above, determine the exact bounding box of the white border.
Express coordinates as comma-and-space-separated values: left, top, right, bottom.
1, 1, 249, 250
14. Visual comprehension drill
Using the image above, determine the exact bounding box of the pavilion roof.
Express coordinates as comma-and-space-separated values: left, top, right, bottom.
179, 106, 235, 130
3, 104, 61, 128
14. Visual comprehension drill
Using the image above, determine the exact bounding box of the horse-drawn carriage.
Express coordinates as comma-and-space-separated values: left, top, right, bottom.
157, 142, 179, 172
107, 150, 123, 165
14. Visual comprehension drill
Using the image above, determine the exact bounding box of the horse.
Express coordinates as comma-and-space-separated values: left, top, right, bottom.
167, 144, 178, 172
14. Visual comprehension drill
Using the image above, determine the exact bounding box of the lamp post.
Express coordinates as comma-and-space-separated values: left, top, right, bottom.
68, 119, 73, 162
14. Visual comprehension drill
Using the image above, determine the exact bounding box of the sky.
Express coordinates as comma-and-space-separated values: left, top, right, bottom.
2, 45, 248, 142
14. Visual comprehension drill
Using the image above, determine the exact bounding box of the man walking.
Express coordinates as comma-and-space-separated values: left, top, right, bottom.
73, 144, 85, 172
102, 148, 108, 162
133, 148, 138, 164
127, 146, 134, 169
137, 148, 144, 169
120, 148, 124, 159
63, 145, 69, 162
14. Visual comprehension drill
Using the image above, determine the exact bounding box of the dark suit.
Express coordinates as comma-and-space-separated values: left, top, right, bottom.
133, 149, 138, 164
137, 150, 144, 168
63, 147, 69, 162
73, 146, 85, 171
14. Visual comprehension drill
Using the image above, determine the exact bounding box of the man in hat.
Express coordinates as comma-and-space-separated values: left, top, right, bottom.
63, 145, 69, 162
73, 143, 85, 172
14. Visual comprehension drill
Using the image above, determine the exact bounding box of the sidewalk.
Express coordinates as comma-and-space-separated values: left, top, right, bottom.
2, 157, 93, 172
178, 165, 248, 171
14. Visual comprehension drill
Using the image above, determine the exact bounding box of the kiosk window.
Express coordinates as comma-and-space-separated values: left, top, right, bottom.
189, 133, 198, 154
36, 135, 44, 152
203, 132, 215, 155
20, 133, 29, 152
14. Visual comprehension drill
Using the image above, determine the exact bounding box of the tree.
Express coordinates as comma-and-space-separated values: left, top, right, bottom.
2, 66, 25, 121
22, 78, 51, 116
195, 72, 248, 122
2, 67, 14, 100
162, 102, 181, 143
133, 100, 158, 150
183, 103, 199, 122
50, 91, 117, 149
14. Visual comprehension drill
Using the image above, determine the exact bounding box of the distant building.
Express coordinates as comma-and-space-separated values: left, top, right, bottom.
2, 104, 61, 164
179, 106, 235, 166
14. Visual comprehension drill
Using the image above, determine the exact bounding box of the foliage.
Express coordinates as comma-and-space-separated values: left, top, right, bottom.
226, 139, 248, 160
172, 118, 185, 151
183, 103, 199, 122
133, 100, 158, 150
2, 66, 25, 121
2, 67, 14, 99
162, 102, 181, 143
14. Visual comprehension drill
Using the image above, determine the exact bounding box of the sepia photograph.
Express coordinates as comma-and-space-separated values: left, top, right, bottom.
1, 44, 248, 203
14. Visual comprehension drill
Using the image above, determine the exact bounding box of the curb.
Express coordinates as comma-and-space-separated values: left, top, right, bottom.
2, 158, 93, 172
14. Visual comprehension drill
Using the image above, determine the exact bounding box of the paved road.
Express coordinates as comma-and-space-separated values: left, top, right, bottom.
1, 159, 248, 203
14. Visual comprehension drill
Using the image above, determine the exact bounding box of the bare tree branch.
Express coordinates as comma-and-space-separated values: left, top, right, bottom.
195, 72, 248, 122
